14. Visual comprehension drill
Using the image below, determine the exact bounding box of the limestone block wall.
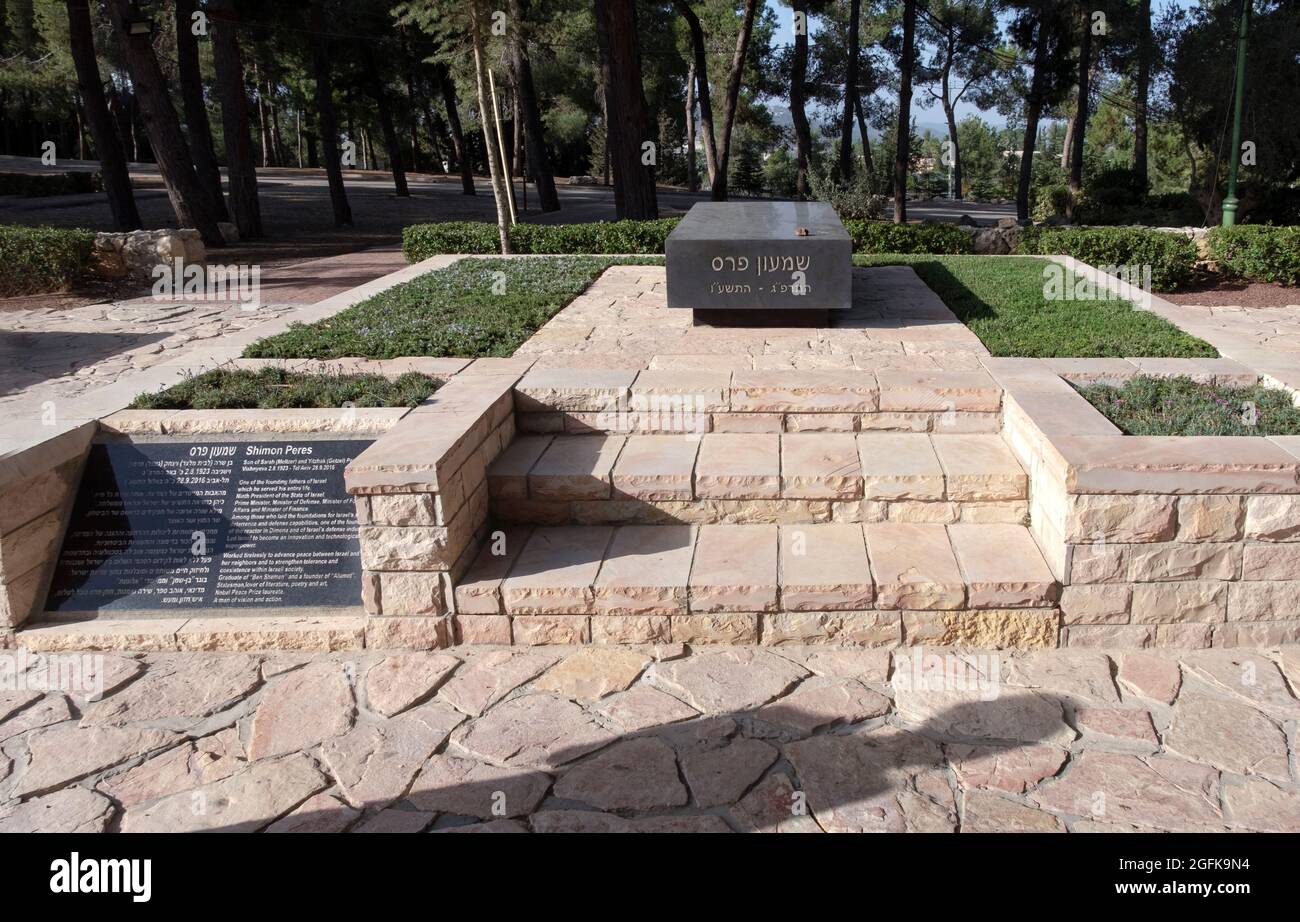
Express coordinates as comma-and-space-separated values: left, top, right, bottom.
0, 424, 94, 636
994, 358, 1300, 649
344, 370, 522, 649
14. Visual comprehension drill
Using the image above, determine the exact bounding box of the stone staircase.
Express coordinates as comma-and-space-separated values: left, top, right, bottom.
458, 425, 1060, 647
487, 432, 1029, 526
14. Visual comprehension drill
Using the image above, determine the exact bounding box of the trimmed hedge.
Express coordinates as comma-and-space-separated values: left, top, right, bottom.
1206, 225, 1300, 287
403, 218, 681, 260
1015, 226, 1197, 292
843, 220, 973, 254
0, 170, 102, 197
0, 225, 96, 297
404, 216, 975, 260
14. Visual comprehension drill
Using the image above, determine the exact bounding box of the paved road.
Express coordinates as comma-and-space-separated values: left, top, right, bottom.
0, 156, 1014, 258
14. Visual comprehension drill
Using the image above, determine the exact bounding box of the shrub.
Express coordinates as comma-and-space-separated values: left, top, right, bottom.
402, 218, 681, 260
844, 220, 974, 254
0, 225, 96, 297
1016, 226, 1197, 292
1206, 225, 1300, 286
1033, 184, 1071, 221
130, 368, 440, 410
0, 170, 101, 197
808, 165, 887, 220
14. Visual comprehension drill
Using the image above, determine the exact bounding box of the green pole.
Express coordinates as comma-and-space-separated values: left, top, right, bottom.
1222, 0, 1251, 227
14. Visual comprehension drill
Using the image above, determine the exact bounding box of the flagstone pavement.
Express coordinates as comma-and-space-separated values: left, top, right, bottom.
2, 644, 1297, 833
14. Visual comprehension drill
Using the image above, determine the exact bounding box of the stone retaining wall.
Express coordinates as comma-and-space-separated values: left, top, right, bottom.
991, 357, 1300, 650
0, 424, 93, 636
343, 364, 526, 649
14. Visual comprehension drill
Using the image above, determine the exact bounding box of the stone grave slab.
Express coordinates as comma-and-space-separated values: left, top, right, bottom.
45, 437, 372, 613
665, 201, 852, 325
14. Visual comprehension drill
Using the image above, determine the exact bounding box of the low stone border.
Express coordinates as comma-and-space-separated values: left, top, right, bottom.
990, 357, 1300, 649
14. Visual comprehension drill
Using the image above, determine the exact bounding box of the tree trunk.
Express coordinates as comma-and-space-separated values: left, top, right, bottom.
685, 57, 698, 193
255, 65, 273, 167
66, 0, 141, 230
893, 0, 916, 223
712, 0, 758, 201
174, 0, 227, 220
436, 64, 475, 195
470, 6, 512, 252
1017, 12, 1052, 222
940, 36, 960, 199
790, 1, 812, 198
507, 0, 559, 211
270, 87, 286, 165
210, 0, 262, 238
1067, 6, 1091, 221
854, 93, 873, 176
839, 0, 861, 178
363, 50, 410, 196
309, 0, 352, 226
1133, 0, 1151, 193
1060, 115, 1073, 170
674, 1, 718, 188
105, 0, 223, 244
405, 65, 421, 173
594, 0, 657, 218
424, 101, 448, 173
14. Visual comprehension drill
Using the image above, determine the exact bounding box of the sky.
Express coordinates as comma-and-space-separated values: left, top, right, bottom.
765, 0, 1208, 135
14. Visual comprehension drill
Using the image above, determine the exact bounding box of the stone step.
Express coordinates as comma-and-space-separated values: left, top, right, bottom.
511, 367, 1004, 434
486, 432, 1029, 526
452, 522, 1059, 625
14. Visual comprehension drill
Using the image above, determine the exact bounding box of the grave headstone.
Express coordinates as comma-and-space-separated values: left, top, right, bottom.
665, 201, 852, 325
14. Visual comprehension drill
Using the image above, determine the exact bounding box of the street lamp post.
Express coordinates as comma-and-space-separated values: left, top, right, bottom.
1222, 0, 1251, 227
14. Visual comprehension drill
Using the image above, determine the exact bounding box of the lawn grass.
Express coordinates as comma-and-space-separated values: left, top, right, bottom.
244, 255, 661, 360
1075, 375, 1300, 436
853, 254, 1218, 358
130, 368, 440, 410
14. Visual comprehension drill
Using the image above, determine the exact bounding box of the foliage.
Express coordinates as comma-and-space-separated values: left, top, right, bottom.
853, 254, 1216, 358
1015, 226, 1198, 292
1206, 226, 1300, 287
403, 219, 682, 259
0, 224, 95, 297
0, 171, 101, 196
844, 220, 973, 254
1077, 376, 1300, 437
808, 163, 886, 220
244, 256, 658, 359
130, 369, 440, 410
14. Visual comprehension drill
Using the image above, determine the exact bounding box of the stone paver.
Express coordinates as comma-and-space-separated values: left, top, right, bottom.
2, 644, 1299, 833
688, 524, 778, 612
694, 433, 781, 499
593, 525, 696, 615
778, 524, 874, 611
865, 523, 965, 609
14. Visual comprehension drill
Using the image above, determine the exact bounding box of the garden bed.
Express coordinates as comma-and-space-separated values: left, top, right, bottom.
129, 368, 440, 410
243, 256, 659, 360
1074, 375, 1300, 437
853, 254, 1218, 359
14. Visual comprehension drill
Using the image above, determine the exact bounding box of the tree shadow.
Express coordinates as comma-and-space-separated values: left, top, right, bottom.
179, 672, 1072, 834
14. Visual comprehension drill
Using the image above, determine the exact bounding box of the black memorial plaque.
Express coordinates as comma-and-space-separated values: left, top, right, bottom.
46, 439, 373, 612
665, 201, 852, 318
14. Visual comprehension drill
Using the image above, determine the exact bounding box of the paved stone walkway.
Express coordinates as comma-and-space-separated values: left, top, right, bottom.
2, 644, 1297, 832
0, 248, 406, 426
516, 265, 990, 372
